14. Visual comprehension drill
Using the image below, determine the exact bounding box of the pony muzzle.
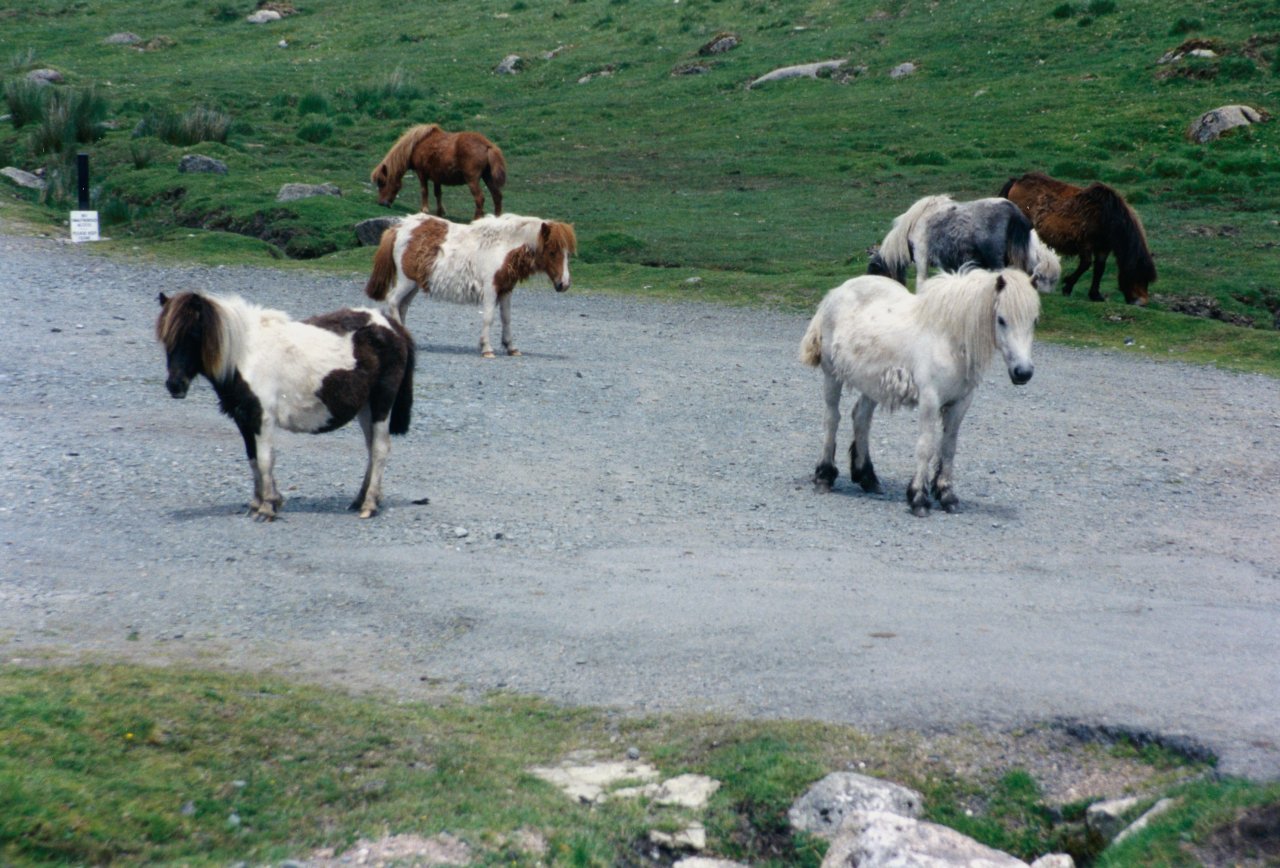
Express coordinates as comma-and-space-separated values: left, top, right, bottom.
166, 376, 190, 399
1009, 364, 1034, 385
554, 279, 570, 293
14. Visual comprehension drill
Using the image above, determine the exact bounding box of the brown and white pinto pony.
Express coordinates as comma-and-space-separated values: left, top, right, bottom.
370, 123, 507, 220
156, 292, 415, 520
365, 212, 577, 358
1000, 172, 1156, 305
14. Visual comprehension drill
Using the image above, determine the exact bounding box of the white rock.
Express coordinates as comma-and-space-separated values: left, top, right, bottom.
655, 774, 721, 809
1114, 797, 1177, 843
1, 167, 46, 191
1085, 796, 1139, 840
650, 821, 707, 851
276, 182, 342, 202
528, 760, 659, 804
748, 59, 847, 88
247, 9, 282, 23
674, 859, 749, 868
789, 772, 924, 840
1030, 854, 1076, 868
822, 810, 1027, 867
889, 61, 917, 79
1187, 104, 1267, 143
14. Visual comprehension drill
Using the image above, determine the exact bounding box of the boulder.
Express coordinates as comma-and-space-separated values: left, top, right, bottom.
1187, 104, 1267, 143
26, 68, 63, 86
527, 759, 660, 804
246, 9, 282, 23
789, 772, 924, 840
1085, 796, 1140, 840
355, 216, 401, 246
699, 32, 740, 56
748, 59, 848, 89
889, 61, 918, 79
276, 182, 341, 202
822, 811, 1028, 868
494, 54, 523, 75
1114, 798, 1177, 844
103, 32, 142, 45
178, 154, 228, 175
1, 167, 47, 191
1030, 856, 1075, 868
673, 859, 750, 868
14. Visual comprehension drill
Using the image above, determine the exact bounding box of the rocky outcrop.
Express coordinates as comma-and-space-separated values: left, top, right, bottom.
748, 59, 848, 88
178, 154, 228, 175
1, 167, 46, 191
789, 772, 924, 840
1187, 104, 1267, 143
355, 216, 401, 247
276, 182, 341, 202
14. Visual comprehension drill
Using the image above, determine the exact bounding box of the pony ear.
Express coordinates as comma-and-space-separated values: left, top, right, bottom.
540, 221, 552, 242
994, 275, 1006, 293
158, 292, 169, 307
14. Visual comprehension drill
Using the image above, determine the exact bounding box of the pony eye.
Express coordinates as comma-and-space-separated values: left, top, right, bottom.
997, 316, 1007, 328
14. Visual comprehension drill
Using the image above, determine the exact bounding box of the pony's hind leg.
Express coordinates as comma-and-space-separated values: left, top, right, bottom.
1087, 252, 1109, 302
432, 181, 446, 217
467, 178, 486, 220
929, 393, 974, 513
351, 408, 391, 519
849, 395, 883, 493
814, 370, 842, 491
498, 291, 520, 356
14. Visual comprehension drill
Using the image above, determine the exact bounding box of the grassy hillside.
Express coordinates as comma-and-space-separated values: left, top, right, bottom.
2, 0, 1278, 370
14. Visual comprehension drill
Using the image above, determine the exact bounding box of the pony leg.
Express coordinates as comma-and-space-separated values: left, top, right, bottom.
849, 395, 882, 493
498, 291, 520, 356
385, 274, 420, 325
913, 237, 930, 293
1087, 252, 1108, 302
1061, 256, 1092, 296
467, 178, 486, 220
251, 425, 283, 521
419, 178, 431, 214
930, 393, 974, 513
433, 181, 445, 217
486, 176, 503, 216
813, 370, 842, 491
907, 395, 941, 517
479, 288, 498, 358
351, 408, 391, 519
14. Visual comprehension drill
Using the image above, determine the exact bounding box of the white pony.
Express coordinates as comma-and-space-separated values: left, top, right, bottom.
799, 268, 1041, 516
365, 212, 577, 358
868, 194, 1061, 295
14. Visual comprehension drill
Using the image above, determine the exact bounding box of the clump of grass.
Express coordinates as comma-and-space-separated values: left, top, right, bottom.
1169, 17, 1202, 35
297, 91, 332, 116
1087, 0, 1117, 14
137, 106, 232, 146
296, 120, 333, 143
24, 85, 108, 155
3, 77, 50, 128
1217, 55, 1259, 81
8, 47, 38, 72
129, 138, 161, 169
1051, 3, 1076, 18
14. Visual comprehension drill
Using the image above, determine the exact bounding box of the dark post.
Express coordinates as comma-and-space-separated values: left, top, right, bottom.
76, 153, 90, 210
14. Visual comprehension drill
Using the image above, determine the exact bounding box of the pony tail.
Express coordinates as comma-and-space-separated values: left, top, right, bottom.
364, 229, 398, 301
1004, 209, 1032, 273
799, 314, 824, 367
390, 335, 414, 436
998, 176, 1018, 199
487, 146, 507, 188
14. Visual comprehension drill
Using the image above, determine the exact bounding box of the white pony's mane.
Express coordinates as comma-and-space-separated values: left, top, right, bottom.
916, 269, 1040, 384
465, 213, 545, 249
875, 194, 952, 275
199, 292, 281, 383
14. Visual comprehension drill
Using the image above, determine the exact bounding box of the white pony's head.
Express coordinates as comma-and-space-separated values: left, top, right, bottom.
1029, 230, 1061, 296
992, 270, 1041, 385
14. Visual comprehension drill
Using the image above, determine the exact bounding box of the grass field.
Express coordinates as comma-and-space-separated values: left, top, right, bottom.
2, 0, 1278, 372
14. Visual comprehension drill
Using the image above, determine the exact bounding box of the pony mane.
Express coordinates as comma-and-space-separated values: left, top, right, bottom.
917, 269, 1039, 383
371, 123, 441, 185
876, 194, 953, 276
1082, 182, 1156, 284
541, 220, 578, 255
156, 291, 251, 383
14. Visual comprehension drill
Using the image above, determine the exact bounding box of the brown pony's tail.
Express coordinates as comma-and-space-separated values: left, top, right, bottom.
486, 145, 507, 189
998, 176, 1019, 198
364, 228, 398, 301
390, 329, 415, 436
799, 313, 824, 367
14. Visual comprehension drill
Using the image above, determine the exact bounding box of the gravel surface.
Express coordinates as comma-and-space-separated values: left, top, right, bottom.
2, 225, 1278, 780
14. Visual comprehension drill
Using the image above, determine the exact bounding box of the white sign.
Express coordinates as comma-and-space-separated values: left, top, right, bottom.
70, 210, 100, 243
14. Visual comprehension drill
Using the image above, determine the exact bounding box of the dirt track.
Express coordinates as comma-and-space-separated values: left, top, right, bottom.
2, 225, 1278, 780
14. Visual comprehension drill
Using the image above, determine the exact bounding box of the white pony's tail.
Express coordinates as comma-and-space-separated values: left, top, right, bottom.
799, 313, 824, 367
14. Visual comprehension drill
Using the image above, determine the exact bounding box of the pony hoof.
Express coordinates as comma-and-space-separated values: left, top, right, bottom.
507, 348, 522, 357
911, 504, 931, 518
358, 507, 376, 519
481, 350, 496, 359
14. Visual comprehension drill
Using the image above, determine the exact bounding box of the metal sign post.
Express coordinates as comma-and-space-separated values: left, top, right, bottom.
70, 152, 99, 243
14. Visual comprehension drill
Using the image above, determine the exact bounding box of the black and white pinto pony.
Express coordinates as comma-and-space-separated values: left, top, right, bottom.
867, 195, 1060, 295
156, 292, 415, 520
800, 268, 1041, 517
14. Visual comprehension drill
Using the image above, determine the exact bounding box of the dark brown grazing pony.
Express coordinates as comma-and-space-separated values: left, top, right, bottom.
1000, 172, 1156, 305
370, 123, 507, 220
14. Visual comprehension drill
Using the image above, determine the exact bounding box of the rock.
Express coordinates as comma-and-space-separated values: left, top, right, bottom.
246, 9, 282, 23
789, 772, 924, 840
1187, 104, 1267, 143
674, 859, 749, 868
748, 59, 847, 88
494, 54, 523, 75
889, 61, 918, 79
650, 821, 707, 851
1114, 797, 1177, 843
1029, 855, 1075, 868
25, 68, 63, 86
578, 67, 615, 84
699, 32, 740, 56
178, 154, 228, 175
822, 811, 1028, 868
528, 759, 660, 804
1, 167, 47, 192
276, 182, 341, 202
672, 63, 712, 76
355, 216, 401, 247
654, 774, 721, 809
1086, 796, 1140, 840
104, 32, 142, 45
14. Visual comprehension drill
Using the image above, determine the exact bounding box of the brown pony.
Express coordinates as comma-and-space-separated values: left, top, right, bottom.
370, 123, 507, 220
1000, 172, 1156, 305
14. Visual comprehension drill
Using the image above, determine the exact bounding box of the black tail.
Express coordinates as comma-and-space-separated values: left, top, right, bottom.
390, 339, 414, 436
998, 176, 1018, 198
1004, 207, 1032, 273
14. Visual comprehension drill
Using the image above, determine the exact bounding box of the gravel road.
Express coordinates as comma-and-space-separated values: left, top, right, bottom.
3, 225, 1278, 780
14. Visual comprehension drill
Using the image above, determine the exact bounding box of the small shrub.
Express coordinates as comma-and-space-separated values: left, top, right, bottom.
1051, 3, 1076, 19
129, 139, 160, 169
296, 120, 333, 143
100, 194, 135, 226
1169, 17, 1202, 35
1218, 56, 1259, 81
210, 4, 240, 22
297, 91, 332, 116
4, 77, 50, 128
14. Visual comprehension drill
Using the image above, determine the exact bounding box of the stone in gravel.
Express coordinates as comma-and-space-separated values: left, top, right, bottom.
178, 154, 228, 175
276, 182, 341, 202
790, 772, 924, 840
453, 527, 469, 539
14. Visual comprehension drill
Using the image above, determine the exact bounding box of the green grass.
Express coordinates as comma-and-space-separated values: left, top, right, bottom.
5, 664, 1270, 867
0, 0, 1277, 373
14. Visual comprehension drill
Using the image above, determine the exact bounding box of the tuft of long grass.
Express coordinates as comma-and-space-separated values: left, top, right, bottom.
136, 106, 231, 146
22, 86, 108, 155
3, 78, 49, 129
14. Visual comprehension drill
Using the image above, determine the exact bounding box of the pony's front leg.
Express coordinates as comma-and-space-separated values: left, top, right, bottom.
849, 395, 882, 493
251, 426, 283, 521
1087, 252, 1109, 302
930, 393, 974, 513
813, 370, 842, 491
907, 396, 942, 517
351, 408, 390, 519
419, 178, 431, 214
478, 288, 498, 358
432, 181, 446, 217
1061, 255, 1091, 296
498, 290, 520, 356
